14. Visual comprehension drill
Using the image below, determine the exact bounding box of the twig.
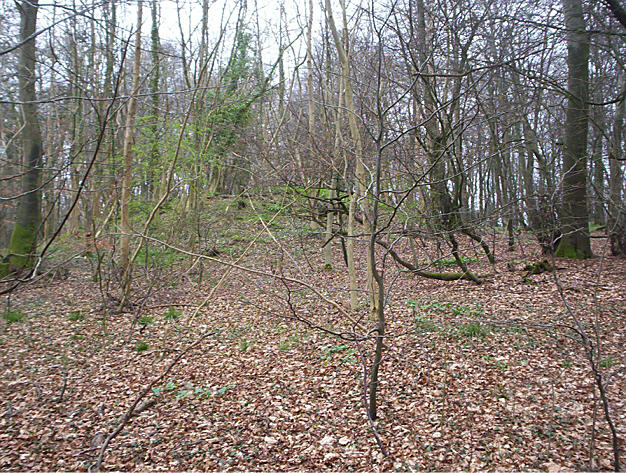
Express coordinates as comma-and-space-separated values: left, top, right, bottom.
56, 371, 68, 403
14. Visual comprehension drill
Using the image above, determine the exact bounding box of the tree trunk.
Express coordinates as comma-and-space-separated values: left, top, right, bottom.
555, 0, 592, 258
149, 0, 161, 201
326, 0, 378, 318
119, 3, 143, 295
608, 69, 625, 257
2, 0, 43, 277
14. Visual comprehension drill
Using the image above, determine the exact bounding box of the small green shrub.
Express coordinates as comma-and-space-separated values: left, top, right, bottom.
493, 385, 509, 399
164, 307, 181, 320
450, 304, 484, 316
138, 315, 154, 325
136, 341, 149, 353
457, 321, 489, 338
2, 309, 25, 323
68, 310, 84, 322
217, 384, 235, 395
320, 344, 351, 361
239, 338, 250, 352
414, 314, 439, 333
406, 299, 418, 309
599, 357, 613, 368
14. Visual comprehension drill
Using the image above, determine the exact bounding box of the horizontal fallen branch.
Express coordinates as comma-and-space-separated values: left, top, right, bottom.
376, 239, 487, 283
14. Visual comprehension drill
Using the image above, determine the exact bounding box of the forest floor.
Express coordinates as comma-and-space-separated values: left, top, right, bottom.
0, 198, 624, 471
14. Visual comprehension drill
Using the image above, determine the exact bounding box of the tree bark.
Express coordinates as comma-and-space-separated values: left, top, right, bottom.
608, 69, 625, 257
2, 0, 43, 277
555, 0, 593, 259
325, 0, 378, 318
119, 3, 143, 294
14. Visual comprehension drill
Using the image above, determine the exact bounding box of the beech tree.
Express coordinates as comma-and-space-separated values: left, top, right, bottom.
555, 0, 593, 258
1, 0, 42, 277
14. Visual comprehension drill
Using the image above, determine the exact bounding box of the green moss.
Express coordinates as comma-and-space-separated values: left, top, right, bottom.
417, 271, 488, 282
554, 240, 591, 259
8, 222, 37, 269
523, 259, 553, 274
0, 262, 10, 279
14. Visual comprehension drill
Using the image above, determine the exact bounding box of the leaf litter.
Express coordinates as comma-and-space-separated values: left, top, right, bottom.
0, 232, 623, 471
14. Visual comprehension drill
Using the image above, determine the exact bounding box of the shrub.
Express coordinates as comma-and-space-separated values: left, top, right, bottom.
164, 307, 182, 320
2, 309, 25, 323
457, 321, 489, 338
138, 315, 154, 324
68, 310, 84, 322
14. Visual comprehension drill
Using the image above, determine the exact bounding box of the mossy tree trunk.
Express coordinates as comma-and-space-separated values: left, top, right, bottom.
119, 2, 143, 296
555, 0, 592, 259
2, 0, 43, 277
148, 0, 161, 201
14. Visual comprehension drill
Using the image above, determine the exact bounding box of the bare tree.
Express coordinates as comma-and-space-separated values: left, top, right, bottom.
1, 0, 42, 278
555, 0, 593, 258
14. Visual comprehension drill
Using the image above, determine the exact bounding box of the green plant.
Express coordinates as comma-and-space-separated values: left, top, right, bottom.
136, 341, 149, 353
138, 315, 154, 325
136, 245, 182, 267
164, 307, 181, 320
457, 321, 489, 338
278, 340, 291, 352
599, 357, 613, 368
196, 386, 213, 398
452, 304, 484, 316
68, 310, 84, 322
217, 384, 235, 395
320, 344, 355, 363
239, 338, 250, 352
493, 385, 509, 399
414, 314, 439, 333
2, 309, 25, 323
176, 382, 196, 399
495, 360, 508, 370
340, 348, 356, 364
